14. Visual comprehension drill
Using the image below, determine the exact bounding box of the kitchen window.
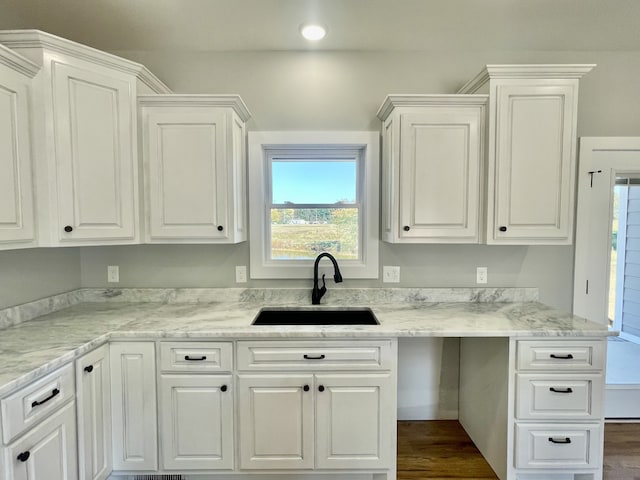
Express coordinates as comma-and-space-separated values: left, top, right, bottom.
248, 131, 379, 279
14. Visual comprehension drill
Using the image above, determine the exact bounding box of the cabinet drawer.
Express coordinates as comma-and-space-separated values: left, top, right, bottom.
516, 374, 603, 420
160, 342, 233, 372
515, 423, 601, 469
237, 340, 395, 371
1, 363, 75, 444
517, 340, 605, 371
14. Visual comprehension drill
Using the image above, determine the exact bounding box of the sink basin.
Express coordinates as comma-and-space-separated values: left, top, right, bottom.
251, 307, 379, 326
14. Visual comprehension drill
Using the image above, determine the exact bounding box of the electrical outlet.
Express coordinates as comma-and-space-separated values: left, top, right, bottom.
236, 265, 247, 283
383, 266, 400, 283
107, 265, 119, 283
476, 267, 487, 284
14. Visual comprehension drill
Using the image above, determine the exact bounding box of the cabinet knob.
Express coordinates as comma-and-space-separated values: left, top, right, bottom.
217, 225, 224, 232
318, 385, 325, 392
84, 365, 94, 373
221, 385, 228, 392
64, 225, 73, 233
17, 451, 30, 462
403, 226, 410, 232
303, 384, 310, 392
498, 226, 507, 232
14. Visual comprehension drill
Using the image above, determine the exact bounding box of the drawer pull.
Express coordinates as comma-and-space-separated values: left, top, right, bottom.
84, 365, 94, 373
31, 388, 60, 408
220, 385, 228, 392
184, 355, 207, 361
303, 354, 326, 360
549, 387, 573, 394
550, 353, 574, 360
17, 451, 30, 462
318, 385, 325, 392
548, 437, 572, 444
303, 384, 310, 392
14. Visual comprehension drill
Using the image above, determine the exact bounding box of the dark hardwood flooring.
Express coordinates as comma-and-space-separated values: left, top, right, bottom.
397, 420, 640, 480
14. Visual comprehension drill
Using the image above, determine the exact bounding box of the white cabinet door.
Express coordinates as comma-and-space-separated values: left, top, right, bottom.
0, 48, 36, 249
5, 401, 78, 480
237, 374, 314, 470
378, 96, 487, 243
52, 62, 137, 243
139, 96, 250, 243
315, 373, 394, 469
76, 345, 111, 480
109, 342, 157, 471
488, 83, 577, 244
159, 374, 233, 470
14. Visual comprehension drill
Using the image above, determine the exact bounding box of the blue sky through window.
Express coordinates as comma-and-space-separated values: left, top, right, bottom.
271, 160, 357, 204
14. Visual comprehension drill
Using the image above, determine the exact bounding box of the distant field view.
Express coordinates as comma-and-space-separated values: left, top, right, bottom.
271, 208, 358, 260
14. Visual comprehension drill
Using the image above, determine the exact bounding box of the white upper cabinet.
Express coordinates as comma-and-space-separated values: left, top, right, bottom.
0, 30, 170, 246
377, 95, 487, 243
139, 95, 250, 243
459, 65, 595, 244
0, 45, 38, 250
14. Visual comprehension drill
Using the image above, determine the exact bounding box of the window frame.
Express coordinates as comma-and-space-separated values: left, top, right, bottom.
248, 131, 379, 279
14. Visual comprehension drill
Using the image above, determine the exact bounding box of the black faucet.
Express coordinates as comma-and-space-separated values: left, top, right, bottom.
312, 252, 343, 305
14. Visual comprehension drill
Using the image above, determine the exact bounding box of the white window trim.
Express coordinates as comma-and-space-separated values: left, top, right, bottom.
248, 131, 379, 279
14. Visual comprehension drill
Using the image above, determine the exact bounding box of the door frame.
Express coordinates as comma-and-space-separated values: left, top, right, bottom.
573, 137, 640, 324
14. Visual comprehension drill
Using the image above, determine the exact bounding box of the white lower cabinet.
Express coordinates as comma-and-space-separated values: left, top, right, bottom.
5, 401, 78, 480
76, 345, 111, 480
109, 342, 157, 471
158, 341, 235, 471
237, 339, 397, 475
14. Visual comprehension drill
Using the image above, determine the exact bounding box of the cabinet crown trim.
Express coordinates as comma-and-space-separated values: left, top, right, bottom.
376, 94, 488, 121
0, 43, 40, 77
458, 64, 596, 94
138, 94, 252, 121
0, 29, 171, 93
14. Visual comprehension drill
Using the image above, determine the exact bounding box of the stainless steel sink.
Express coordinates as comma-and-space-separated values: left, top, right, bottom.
251, 307, 379, 325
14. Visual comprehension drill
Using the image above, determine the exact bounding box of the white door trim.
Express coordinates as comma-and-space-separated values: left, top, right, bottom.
573, 137, 640, 324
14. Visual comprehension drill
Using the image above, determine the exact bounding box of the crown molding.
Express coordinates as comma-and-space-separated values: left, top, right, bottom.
0, 43, 40, 78
376, 94, 489, 120
138, 94, 252, 121
0, 29, 171, 93
458, 64, 597, 93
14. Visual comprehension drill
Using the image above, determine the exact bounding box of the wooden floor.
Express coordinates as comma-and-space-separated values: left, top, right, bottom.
397, 421, 640, 479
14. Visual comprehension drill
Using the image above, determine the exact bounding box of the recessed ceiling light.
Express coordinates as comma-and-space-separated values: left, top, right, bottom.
300, 23, 327, 41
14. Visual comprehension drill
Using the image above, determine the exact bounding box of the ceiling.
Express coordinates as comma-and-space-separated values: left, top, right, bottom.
1, 0, 639, 53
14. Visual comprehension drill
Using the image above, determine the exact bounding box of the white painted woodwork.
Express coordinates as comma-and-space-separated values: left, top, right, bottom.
315, 373, 393, 469
0, 46, 38, 250
459, 337, 511, 480
460, 336, 606, 480
5, 401, 78, 480
516, 374, 603, 420
139, 96, 250, 243
159, 374, 234, 470
237, 373, 314, 470
109, 342, 157, 471
573, 138, 640, 326
459, 65, 594, 244
515, 423, 602, 469
237, 339, 395, 371
377, 95, 487, 243
76, 345, 111, 480
516, 340, 606, 371
0, 30, 170, 247
52, 62, 137, 242
159, 341, 233, 373
1, 364, 75, 444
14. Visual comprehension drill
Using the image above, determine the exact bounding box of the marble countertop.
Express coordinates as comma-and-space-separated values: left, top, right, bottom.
0, 287, 613, 398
